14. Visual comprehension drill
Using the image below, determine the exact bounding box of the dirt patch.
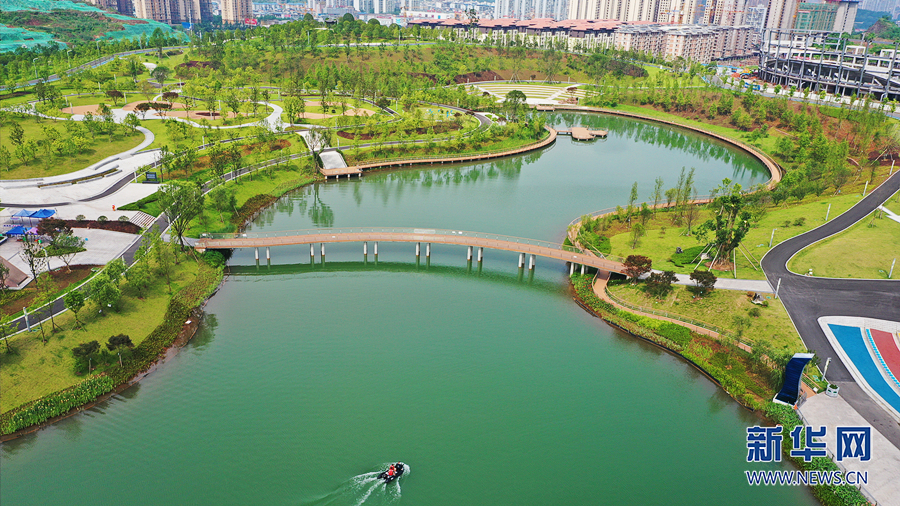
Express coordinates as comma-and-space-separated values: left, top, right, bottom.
0, 91, 29, 101
65, 220, 141, 234
453, 70, 504, 84
177, 60, 218, 70
336, 122, 461, 141
0, 265, 99, 315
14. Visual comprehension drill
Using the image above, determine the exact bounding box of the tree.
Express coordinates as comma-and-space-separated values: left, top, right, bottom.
10, 123, 25, 146
64, 290, 86, 330
158, 181, 205, 250
651, 177, 664, 215
0, 145, 12, 171
106, 90, 124, 106
107, 334, 134, 366
645, 270, 676, 298
623, 254, 652, 282
0, 313, 16, 353
20, 235, 47, 290
696, 179, 751, 268
105, 258, 127, 285
90, 272, 121, 313
125, 257, 152, 298
504, 89, 527, 121
151, 65, 170, 84
72, 340, 100, 371
37, 217, 71, 245
630, 223, 645, 249
124, 113, 141, 133
689, 269, 717, 296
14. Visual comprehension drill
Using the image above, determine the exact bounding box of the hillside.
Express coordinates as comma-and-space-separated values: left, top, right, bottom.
0, 0, 181, 51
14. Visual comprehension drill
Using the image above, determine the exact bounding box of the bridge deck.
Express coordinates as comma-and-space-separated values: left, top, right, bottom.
195, 231, 625, 273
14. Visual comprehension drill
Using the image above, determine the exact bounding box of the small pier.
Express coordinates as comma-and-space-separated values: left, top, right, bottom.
557, 127, 608, 141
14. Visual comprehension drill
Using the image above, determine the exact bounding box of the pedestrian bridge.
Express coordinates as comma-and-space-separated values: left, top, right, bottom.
194, 227, 626, 274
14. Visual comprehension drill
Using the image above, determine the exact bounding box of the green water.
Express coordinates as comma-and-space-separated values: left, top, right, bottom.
1, 114, 816, 505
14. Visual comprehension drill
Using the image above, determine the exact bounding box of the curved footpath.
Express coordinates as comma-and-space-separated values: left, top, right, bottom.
760, 171, 900, 449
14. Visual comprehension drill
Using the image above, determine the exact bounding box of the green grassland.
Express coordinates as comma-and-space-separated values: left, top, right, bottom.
0, 114, 145, 179
0, 257, 199, 412
604, 192, 868, 280
789, 190, 900, 278
607, 282, 801, 350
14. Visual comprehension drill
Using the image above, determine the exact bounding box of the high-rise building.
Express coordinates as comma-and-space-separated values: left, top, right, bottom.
831, 0, 858, 33
764, 0, 799, 31
702, 0, 745, 25
221, 0, 252, 23
133, 0, 173, 22
789, 0, 857, 33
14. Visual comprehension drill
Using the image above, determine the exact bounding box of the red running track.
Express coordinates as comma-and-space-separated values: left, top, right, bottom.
871, 329, 900, 380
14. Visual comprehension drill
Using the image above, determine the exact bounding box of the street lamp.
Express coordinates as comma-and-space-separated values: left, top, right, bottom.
66, 49, 73, 70
32, 57, 39, 79
769, 228, 778, 248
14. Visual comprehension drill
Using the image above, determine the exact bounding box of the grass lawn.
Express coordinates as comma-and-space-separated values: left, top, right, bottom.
789, 191, 900, 278
0, 115, 145, 179
607, 282, 803, 351
0, 256, 200, 412
605, 191, 872, 280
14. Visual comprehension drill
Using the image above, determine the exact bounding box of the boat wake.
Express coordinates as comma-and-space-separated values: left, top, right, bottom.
302, 463, 409, 506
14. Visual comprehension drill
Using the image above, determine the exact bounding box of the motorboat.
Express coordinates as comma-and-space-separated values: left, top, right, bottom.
377, 462, 405, 484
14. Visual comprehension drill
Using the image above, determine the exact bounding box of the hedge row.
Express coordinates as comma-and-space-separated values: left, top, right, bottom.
231, 194, 277, 226
0, 262, 223, 436
0, 376, 115, 434
765, 404, 869, 506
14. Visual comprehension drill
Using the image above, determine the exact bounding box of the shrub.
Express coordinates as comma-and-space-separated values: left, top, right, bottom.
748, 307, 762, 317
97, 215, 108, 222
793, 217, 806, 226
201, 250, 226, 268
76, 214, 86, 221
118, 215, 130, 222
783, 220, 792, 227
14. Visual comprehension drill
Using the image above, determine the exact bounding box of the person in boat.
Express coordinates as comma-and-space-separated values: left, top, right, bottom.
388, 465, 395, 477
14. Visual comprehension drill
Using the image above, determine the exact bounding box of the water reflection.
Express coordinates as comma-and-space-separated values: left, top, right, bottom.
226, 260, 563, 292
543, 111, 763, 179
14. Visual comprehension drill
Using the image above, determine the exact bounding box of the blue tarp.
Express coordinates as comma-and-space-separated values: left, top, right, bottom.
31, 209, 55, 219
774, 353, 815, 406
6, 226, 27, 236
12, 209, 33, 218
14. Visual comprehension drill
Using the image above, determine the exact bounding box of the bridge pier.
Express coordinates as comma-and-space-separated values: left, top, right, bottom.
255, 248, 259, 262
310, 244, 315, 259
321, 243, 325, 257
477, 247, 483, 262
363, 242, 368, 255
569, 262, 575, 275
580, 264, 585, 275
266, 247, 270, 261
426, 243, 431, 258
518, 253, 525, 268
529, 254, 535, 270
467, 246, 473, 261
374, 242, 378, 255
416, 242, 420, 257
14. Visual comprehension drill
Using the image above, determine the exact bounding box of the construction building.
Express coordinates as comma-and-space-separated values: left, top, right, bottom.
759, 30, 900, 100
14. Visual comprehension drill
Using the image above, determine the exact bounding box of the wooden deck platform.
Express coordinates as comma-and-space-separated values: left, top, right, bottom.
557, 127, 608, 140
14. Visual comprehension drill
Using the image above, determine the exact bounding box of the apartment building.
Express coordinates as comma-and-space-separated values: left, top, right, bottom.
221, 0, 253, 23
409, 17, 754, 62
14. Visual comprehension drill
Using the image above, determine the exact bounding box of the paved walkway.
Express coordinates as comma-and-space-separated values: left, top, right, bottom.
799, 392, 900, 506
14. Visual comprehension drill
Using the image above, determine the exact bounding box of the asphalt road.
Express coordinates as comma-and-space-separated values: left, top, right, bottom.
761, 171, 900, 448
